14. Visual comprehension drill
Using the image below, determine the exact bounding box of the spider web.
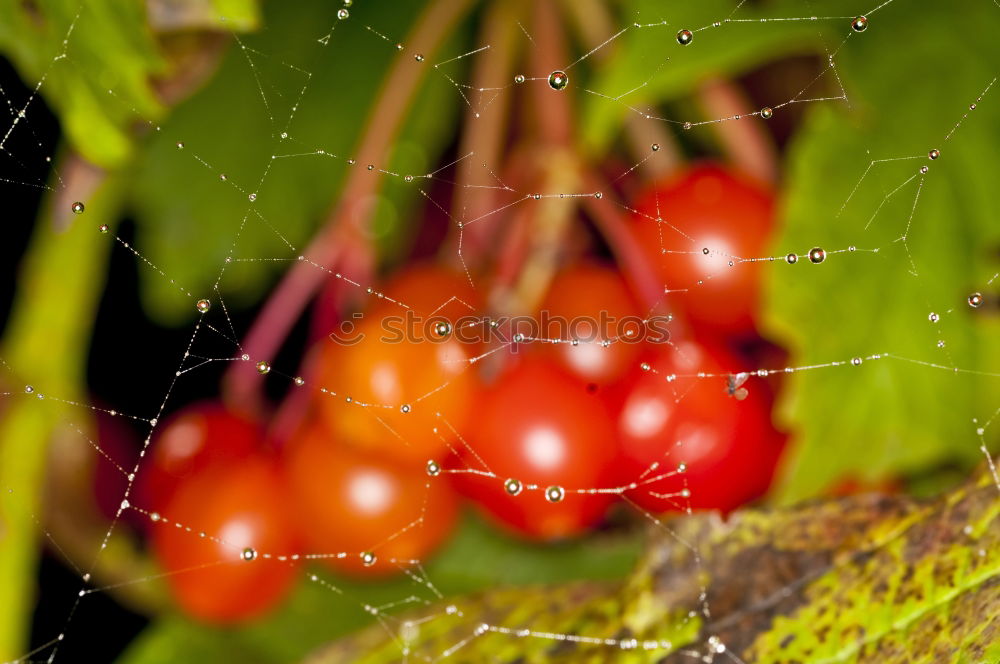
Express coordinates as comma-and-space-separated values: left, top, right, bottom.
0, 0, 998, 663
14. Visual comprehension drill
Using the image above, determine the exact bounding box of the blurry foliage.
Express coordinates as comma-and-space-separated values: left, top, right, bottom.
0, 0, 998, 661
762, 0, 1000, 501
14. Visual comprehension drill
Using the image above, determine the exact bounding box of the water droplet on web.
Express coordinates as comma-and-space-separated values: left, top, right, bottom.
434, 321, 452, 337
337, 8, 349, 19
196, 299, 211, 313
651, 143, 660, 152
71, 201, 85, 214
786, 253, 798, 264
24, 385, 33, 394
808, 247, 826, 264
361, 551, 377, 566
919, 165, 929, 174
176, 142, 185, 149
547, 70, 568, 91
426, 460, 441, 476
256, 360, 271, 375
928, 149, 940, 160
514, 74, 525, 84
928, 312, 939, 322
404, 174, 414, 182
414, 53, 424, 62
545, 485, 565, 503
241, 353, 250, 361
503, 478, 523, 496
400, 403, 411, 413
120, 499, 130, 510
848, 245, 856, 252
294, 376, 305, 386
241, 547, 258, 561
702, 247, 710, 255
968, 292, 983, 308
760, 107, 774, 120
676, 29, 693, 45
98, 224, 109, 234
640, 362, 651, 371
851, 16, 868, 32
680, 488, 691, 497
594, 191, 603, 199
395, 43, 403, 51
682, 122, 692, 130
677, 463, 687, 473
149, 512, 161, 522
248, 193, 257, 201
851, 357, 863, 366
937, 340, 946, 348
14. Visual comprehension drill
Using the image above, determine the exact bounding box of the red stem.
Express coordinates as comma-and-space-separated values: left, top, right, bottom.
223, 0, 477, 412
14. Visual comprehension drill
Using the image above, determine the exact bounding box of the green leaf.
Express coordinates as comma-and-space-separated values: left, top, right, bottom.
130, 0, 465, 324
579, 0, 820, 153
116, 515, 641, 664
0, 1, 163, 167
761, 0, 1000, 501
307, 472, 999, 663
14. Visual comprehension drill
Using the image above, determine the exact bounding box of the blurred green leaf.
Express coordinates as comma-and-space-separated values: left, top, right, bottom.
130, 0, 464, 324
0, 1, 162, 167
580, 0, 819, 153
762, 0, 1000, 501
116, 515, 641, 664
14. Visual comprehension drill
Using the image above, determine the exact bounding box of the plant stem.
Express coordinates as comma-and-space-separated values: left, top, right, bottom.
0, 153, 125, 660
698, 77, 779, 185
223, 0, 477, 410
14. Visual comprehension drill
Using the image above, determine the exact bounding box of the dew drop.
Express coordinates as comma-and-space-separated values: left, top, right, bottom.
851, 16, 868, 32
928, 148, 940, 160
294, 376, 305, 386
24, 385, 33, 394
196, 299, 211, 313
928, 312, 939, 323
545, 485, 566, 503
241, 547, 258, 562
919, 165, 929, 174
71, 201, 85, 214
514, 74, 525, 84
503, 478, 523, 496
434, 321, 452, 337
426, 460, 441, 476
337, 8, 349, 19
640, 362, 651, 372
98, 224, 109, 234
400, 403, 411, 413
248, 193, 257, 201
414, 53, 424, 62
404, 174, 414, 182
676, 29, 693, 45
256, 360, 271, 375
851, 357, 863, 366
651, 143, 660, 152
760, 107, 774, 120
808, 247, 826, 264
682, 121, 692, 130
176, 141, 185, 149
968, 292, 983, 308
548, 70, 569, 91
149, 512, 161, 522
361, 551, 377, 566
785, 253, 798, 264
